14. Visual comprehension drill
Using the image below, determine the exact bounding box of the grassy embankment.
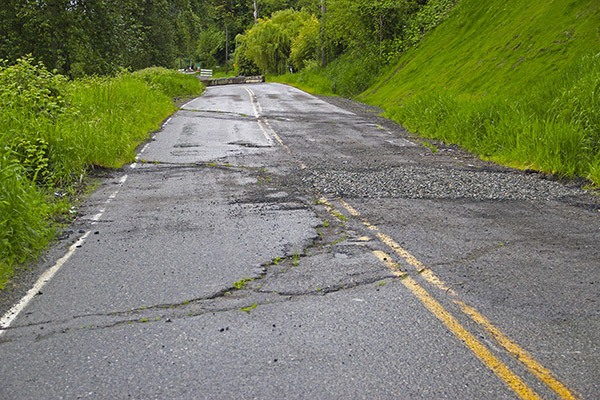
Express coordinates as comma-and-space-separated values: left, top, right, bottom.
278, 0, 600, 186
0, 58, 204, 289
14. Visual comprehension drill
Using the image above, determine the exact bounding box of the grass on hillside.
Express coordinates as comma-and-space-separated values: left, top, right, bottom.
0, 58, 204, 289
274, 53, 380, 97
276, 0, 600, 186
361, 0, 600, 185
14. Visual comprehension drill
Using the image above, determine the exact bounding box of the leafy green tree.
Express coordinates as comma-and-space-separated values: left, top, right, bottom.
245, 18, 290, 74
234, 34, 261, 76
174, 1, 204, 69
290, 14, 320, 70
241, 9, 315, 74
324, 0, 420, 58
0, 0, 312, 76
196, 28, 226, 68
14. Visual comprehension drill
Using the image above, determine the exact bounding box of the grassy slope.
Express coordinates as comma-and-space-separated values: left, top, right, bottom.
360, 0, 600, 182
363, 0, 598, 99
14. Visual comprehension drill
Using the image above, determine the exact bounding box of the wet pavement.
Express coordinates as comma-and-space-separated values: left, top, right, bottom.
1, 83, 598, 399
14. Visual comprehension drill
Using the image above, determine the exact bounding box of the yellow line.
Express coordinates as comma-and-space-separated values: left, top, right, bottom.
338, 199, 578, 400
266, 108, 575, 399
374, 251, 541, 399
457, 301, 577, 400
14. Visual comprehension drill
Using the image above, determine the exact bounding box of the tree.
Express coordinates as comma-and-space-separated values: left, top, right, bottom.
0, 0, 309, 76
240, 9, 316, 74
290, 14, 320, 69
196, 28, 225, 68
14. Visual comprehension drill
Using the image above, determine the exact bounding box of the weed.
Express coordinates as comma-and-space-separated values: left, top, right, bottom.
292, 253, 300, 267
233, 277, 254, 290
331, 236, 348, 245
422, 141, 439, 153
271, 257, 282, 265
241, 303, 258, 313
331, 210, 347, 222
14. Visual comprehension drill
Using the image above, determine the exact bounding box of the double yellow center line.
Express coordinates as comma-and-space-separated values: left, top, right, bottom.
247, 88, 576, 399
326, 197, 577, 400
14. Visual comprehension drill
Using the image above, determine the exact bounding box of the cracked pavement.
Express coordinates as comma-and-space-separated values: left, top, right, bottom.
1, 83, 598, 399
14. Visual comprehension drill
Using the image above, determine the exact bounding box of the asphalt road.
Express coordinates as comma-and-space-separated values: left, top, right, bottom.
1, 83, 598, 399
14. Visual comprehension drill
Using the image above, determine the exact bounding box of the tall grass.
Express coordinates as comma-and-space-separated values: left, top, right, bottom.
0, 57, 204, 289
361, 0, 600, 185
274, 51, 382, 98
277, 0, 600, 186
381, 53, 600, 183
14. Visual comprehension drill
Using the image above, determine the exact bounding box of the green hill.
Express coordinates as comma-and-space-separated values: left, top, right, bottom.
359, 0, 600, 184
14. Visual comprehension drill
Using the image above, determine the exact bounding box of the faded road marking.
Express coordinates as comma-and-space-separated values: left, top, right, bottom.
1, 175, 129, 337
246, 87, 307, 169
0, 231, 91, 337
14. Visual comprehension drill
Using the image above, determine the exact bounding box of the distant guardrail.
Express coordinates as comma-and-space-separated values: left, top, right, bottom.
199, 69, 213, 77
201, 76, 265, 86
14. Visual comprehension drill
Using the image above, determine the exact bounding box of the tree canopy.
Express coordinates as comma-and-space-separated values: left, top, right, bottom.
1, 0, 445, 77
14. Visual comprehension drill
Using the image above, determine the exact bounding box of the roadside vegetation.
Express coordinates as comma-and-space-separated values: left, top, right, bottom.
360, 0, 600, 184
0, 58, 203, 289
269, 0, 600, 186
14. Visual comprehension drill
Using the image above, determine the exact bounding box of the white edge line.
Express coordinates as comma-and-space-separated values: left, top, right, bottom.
0, 231, 92, 337
180, 99, 196, 109
0, 173, 130, 337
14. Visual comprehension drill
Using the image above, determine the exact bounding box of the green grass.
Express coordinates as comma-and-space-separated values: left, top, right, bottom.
0, 58, 204, 289
233, 277, 254, 290
273, 53, 380, 97
276, 0, 600, 185
360, 0, 600, 183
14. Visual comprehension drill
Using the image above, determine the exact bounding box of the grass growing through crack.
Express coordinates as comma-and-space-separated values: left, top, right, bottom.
241, 303, 258, 313
233, 277, 254, 290
270, 257, 283, 266
331, 210, 347, 222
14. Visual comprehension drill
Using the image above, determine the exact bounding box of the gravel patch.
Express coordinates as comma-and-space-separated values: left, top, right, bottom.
306, 164, 595, 202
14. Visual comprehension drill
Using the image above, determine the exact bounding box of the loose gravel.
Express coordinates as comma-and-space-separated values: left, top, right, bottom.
306, 165, 592, 201
315, 95, 599, 207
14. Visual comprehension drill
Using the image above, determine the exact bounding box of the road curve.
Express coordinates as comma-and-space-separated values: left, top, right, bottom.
1, 83, 598, 399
